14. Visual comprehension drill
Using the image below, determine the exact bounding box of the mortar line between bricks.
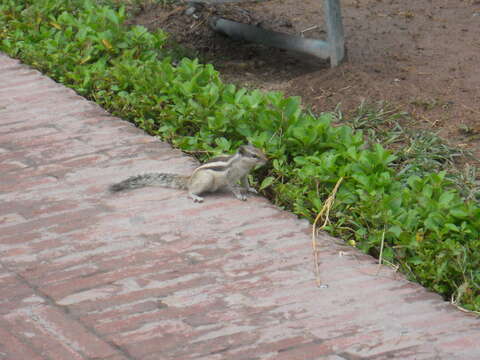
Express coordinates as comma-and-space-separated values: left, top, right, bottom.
0, 266, 47, 360
0, 260, 136, 360
0, 312, 45, 360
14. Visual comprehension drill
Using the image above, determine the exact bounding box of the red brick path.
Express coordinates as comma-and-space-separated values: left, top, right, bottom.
1, 52, 479, 359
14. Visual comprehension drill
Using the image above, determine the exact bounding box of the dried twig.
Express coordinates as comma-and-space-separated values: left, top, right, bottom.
300, 25, 318, 36
376, 226, 386, 272
189, 18, 207, 32
311, 177, 344, 287
450, 294, 480, 316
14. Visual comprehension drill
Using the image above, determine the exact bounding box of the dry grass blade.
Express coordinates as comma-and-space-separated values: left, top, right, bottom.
377, 226, 386, 268
311, 177, 344, 287
450, 294, 480, 317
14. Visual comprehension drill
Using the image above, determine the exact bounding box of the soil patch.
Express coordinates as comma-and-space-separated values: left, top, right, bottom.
127, 0, 480, 160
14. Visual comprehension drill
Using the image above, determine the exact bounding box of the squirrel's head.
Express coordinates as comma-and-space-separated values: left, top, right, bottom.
238, 145, 268, 166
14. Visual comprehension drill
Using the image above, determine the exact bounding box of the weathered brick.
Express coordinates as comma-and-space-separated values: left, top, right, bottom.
127, 326, 258, 359
0, 324, 44, 360
0, 160, 29, 172
265, 340, 333, 360
101, 355, 131, 360
42, 262, 166, 301
5, 306, 119, 359
80, 300, 160, 327
64, 275, 216, 313
0, 212, 27, 226
0, 76, 43, 91
0, 83, 64, 101
117, 333, 186, 359
0, 207, 104, 240
4, 309, 84, 360
0, 130, 71, 150
0, 174, 59, 193
0, 275, 32, 300
0, 232, 41, 248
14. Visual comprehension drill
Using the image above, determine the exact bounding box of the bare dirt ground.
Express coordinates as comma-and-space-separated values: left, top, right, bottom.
128, 0, 480, 159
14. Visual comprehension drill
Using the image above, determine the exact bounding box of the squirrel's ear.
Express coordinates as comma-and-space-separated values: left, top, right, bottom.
238, 145, 247, 155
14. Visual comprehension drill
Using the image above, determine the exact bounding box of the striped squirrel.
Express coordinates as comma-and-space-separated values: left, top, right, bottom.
109, 145, 267, 202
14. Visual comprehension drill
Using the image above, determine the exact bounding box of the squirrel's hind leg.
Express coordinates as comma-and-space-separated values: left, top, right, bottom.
187, 172, 214, 202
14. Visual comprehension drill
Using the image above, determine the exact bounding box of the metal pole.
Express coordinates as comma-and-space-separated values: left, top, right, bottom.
324, 0, 345, 66
210, 17, 331, 59
207, 0, 346, 66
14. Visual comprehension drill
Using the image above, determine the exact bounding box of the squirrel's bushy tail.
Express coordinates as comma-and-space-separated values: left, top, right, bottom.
109, 173, 188, 192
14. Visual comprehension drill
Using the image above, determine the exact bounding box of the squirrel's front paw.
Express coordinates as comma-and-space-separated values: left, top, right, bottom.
189, 193, 204, 203
230, 186, 247, 201
235, 193, 247, 201
247, 187, 258, 194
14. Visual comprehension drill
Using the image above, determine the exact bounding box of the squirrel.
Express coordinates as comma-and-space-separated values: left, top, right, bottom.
109, 145, 267, 203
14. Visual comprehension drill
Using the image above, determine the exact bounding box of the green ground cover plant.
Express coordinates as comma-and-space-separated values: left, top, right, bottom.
1, 0, 479, 311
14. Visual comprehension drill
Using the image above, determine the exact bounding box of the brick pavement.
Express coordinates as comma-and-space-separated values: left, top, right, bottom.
1, 52, 479, 360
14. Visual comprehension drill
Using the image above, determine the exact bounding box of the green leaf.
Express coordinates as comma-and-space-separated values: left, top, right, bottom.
422, 185, 433, 199
283, 96, 301, 120
438, 191, 454, 208
214, 137, 230, 150
260, 176, 275, 190
352, 173, 370, 187
444, 223, 459, 232
425, 215, 439, 232
388, 225, 402, 238
409, 256, 423, 265
104, 8, 120, 26
234, 88, 247, 104
450, 208, 469, 219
